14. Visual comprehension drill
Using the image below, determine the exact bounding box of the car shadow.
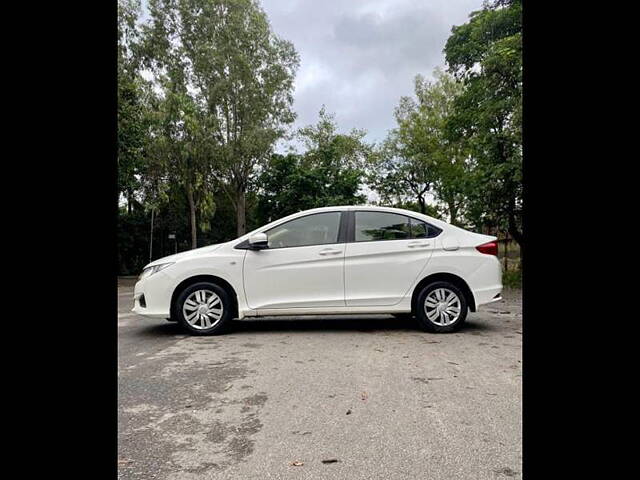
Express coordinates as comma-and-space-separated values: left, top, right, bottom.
232, 315, 417, 333
132, 321, 186, 338
133, 314, 496, 337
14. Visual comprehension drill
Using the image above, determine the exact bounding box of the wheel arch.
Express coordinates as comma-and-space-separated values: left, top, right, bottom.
411, 272, 476, 313
170, 275, 239, 319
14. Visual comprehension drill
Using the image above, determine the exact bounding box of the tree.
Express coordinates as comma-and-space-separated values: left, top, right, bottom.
404, 70, 471, 225
175, 0, 299, 236
374, 69, 470, 223
146, 82, 216, 249
141, 0, 220, 248
371, 130, 433, 215
257, 108, 369, 223
444, 0, 522, 244
118, 0, 147, 214
119, 0, 166, 270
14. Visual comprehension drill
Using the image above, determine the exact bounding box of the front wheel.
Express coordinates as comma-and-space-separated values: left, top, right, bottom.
415, 281, 468, 333
173, 282, 232, 335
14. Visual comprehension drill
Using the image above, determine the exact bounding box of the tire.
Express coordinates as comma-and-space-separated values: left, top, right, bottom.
415, 281, 468, 333
172, 282, 232, 336
392, 313, 414, 320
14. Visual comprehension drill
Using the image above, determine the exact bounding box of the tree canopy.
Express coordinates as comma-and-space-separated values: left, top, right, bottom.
444, 0, 522, 243
257, 108, 369, 223
374, 69, 471, 224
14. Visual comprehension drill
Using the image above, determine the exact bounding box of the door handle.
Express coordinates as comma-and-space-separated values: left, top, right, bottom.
407, 241, 430, 248
318, 248, 342, 255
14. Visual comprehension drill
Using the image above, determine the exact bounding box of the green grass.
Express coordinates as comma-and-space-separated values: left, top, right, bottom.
502, 268, 522, 289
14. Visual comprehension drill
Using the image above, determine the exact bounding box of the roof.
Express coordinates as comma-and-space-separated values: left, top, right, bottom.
278, 205, 450, 229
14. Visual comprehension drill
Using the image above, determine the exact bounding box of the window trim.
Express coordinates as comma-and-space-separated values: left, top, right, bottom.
347, 210, 442, 244
235, 211, 346, 250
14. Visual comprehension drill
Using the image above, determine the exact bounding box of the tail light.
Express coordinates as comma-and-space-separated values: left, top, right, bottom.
476, 241, 498, 256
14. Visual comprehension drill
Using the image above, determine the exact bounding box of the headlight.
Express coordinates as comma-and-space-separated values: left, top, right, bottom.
138, 262, 175, 281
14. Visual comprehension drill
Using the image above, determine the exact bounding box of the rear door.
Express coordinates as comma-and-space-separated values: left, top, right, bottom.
344, 211, 438, 306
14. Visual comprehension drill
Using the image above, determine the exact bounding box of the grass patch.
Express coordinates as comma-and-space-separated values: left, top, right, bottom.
502, 268, 522, 289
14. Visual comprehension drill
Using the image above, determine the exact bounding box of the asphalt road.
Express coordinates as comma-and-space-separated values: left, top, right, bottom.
118, 278, 522, 480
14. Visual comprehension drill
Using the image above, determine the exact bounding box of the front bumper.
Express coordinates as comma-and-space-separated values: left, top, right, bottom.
131, 272, 173, 319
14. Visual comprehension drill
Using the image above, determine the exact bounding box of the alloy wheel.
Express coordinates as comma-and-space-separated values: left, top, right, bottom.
424, 288, 461, 326
182, 289, 224, 330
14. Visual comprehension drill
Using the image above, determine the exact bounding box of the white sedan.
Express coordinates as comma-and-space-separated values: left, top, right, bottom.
133, 206, 502, 335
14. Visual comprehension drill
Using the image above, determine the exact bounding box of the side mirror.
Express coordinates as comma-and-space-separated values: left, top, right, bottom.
248, 232, 269, 250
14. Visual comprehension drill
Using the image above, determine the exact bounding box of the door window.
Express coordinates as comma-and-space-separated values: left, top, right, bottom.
410, 218, 442, 238
266, 212, 342, 249
354, 212, 411, 242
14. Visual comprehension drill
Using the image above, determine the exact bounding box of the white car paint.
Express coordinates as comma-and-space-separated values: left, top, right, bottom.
132, 206, 502, 320
243, 242, 346, 309
344, 238, 435, 306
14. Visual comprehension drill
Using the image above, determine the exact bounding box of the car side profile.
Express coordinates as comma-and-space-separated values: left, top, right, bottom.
132, 206, 502, 335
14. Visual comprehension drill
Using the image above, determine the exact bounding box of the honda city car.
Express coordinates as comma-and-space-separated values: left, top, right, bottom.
133, 206, 502, 335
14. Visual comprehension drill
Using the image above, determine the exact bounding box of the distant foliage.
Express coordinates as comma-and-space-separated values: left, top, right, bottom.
444, 0, 522, 243
372, 69, 471, 225
256, 108, 370, 224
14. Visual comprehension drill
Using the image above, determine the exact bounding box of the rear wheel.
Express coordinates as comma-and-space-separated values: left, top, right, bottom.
172, 282, 231, 335
415, 281, 468, 333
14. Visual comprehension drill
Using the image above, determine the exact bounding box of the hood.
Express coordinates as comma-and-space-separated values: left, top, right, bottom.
145, 243, 224, 269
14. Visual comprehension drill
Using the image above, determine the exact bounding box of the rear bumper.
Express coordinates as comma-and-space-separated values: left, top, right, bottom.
467, 254, 503, 309
473, 285, 503, 308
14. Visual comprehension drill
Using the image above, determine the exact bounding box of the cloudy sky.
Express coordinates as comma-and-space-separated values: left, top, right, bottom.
261, 0, 484, 148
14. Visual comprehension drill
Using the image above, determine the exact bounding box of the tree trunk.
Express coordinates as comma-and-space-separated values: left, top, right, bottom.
507, 207, 523, 271
186, 182, 197, 249
506, 193, 523, 245
236, 189, 246, 237
127, 190, 133, 215
504, 230, 509, 271
149, 207, 155, 262
448, 201, 458, 226
417, 194, 426, 214
507, 212, 523, 247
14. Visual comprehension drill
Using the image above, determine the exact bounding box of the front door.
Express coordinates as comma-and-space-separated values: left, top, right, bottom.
243, 211, 346, 310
